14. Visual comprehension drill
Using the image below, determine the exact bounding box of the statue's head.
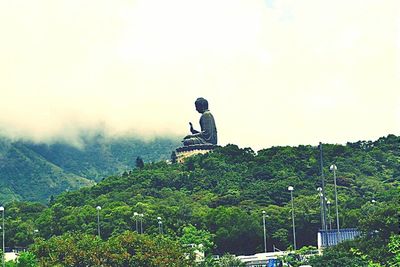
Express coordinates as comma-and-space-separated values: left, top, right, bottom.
195, 97, 208, 113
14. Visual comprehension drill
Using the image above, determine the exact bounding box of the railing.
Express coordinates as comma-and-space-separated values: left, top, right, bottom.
318, 228, 360, 248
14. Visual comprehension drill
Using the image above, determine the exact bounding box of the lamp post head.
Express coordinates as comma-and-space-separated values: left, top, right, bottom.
157, 216, 161, 221
327, 200, 331, 205
329, 164, 337, 171
371, 199, 376, 203
158, 221, 162, 225
0, 206, 4, 212
317, 187, 322, 192
262, 210, 266, 214
134, 212, 138, 216
96, 206, 101, 211
139, 213, 144, 217
288, 186, 294, 191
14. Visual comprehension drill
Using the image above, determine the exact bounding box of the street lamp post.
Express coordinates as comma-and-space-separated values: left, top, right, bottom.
319, 143, 328, 231
139, 214, 144, 234
134, 212, 139, 233
158, 221, 163, 235
262, 211, 267, 253
330, 164, 340, 241
317, 187, 325, 230
327, 200, 332, 230
33, 229, 39, 240
96, 206, 101, 238
288, 186, 296, 250
0, 206, 4, 267
157, 217, 163, 235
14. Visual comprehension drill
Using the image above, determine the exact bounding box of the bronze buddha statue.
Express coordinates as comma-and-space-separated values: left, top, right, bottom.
183, 97, 217, 146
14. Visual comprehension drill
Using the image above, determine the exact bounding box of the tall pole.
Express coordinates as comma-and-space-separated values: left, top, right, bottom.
157, 217, 162, 235
96, 206, 101, 238
288, 186, 296, 250
140, 214, 144, 234
1, 206, 5, 267
327, 200, 332, 230
134, 212, 139, 233
330, 164, 340, 241
262, 211, 267, 253
319, 143, 327, 231
158, 221, 163, 234
317, 188, 324, 230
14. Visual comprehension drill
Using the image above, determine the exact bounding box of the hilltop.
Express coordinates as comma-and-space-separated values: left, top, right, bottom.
3, 134, 398, 265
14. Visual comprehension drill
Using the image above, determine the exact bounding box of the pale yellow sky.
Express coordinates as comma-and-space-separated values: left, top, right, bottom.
0, 0, 399, 150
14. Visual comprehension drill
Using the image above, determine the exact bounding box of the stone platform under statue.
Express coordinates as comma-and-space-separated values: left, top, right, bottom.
175, 144, 216, 163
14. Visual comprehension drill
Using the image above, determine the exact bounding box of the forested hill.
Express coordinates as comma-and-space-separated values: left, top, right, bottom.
0, 134, 180, 203
7, 134, 398, 263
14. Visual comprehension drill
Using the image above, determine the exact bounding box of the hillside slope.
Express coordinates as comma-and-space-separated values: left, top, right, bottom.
0, 134, 180, 203
5, 134, 397, 261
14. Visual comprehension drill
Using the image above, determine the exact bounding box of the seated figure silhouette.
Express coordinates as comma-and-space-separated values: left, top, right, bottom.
183, 97, 217, 146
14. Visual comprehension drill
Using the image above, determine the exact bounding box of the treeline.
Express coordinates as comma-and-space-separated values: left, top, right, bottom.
1, 135, 399, 265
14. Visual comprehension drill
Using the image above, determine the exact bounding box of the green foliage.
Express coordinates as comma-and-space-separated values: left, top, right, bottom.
1, 135, 399, 264
280, 246, 318, 267
308, 241, 370, 267
3, 252, 38, 267
30, 231, 193, 267
309, 233, 400, 267
15, 252, 38, 267
179, 224, 215, 253
0, 134, 180, 203
217, 254, 245, 267
354, 197, 399, 264
171, 151, 178, 164
388, 235, 400, 267
206, 206, 261, 254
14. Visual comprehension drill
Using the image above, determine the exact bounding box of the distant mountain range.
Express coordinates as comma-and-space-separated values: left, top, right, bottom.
0, 134, 180, 203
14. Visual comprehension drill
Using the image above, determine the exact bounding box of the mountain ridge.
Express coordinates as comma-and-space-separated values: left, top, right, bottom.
0, 134, 180, 203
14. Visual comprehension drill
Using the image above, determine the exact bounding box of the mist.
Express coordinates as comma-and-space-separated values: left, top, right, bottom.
1, 0, 400, 150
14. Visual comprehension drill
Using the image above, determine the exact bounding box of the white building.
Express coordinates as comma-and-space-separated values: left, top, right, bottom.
236, 251, 285, 267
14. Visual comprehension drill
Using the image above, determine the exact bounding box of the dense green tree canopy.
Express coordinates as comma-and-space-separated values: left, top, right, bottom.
1, 135, 399, 265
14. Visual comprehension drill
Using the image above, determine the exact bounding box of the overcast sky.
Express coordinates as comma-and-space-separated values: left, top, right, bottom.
0, 0, 399, 150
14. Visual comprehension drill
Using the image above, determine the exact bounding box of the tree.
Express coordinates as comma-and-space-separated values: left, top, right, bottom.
48, 195, 55, 206
30, 231, 194, 267
135, 157, 144, 169
388, 234, 400, 266
15, 252, 38, 267
205, 207, 261, 255
308, 241, 369, 267
171, 151, 178, 164
179, 224, 215, 253
280, 246, 317, 267
218, 254, 245, 267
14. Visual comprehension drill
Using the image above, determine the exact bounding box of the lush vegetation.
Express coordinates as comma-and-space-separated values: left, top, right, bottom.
0, 135, 399, 265
0, 132, 180, 203
30, 231, 193, 267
